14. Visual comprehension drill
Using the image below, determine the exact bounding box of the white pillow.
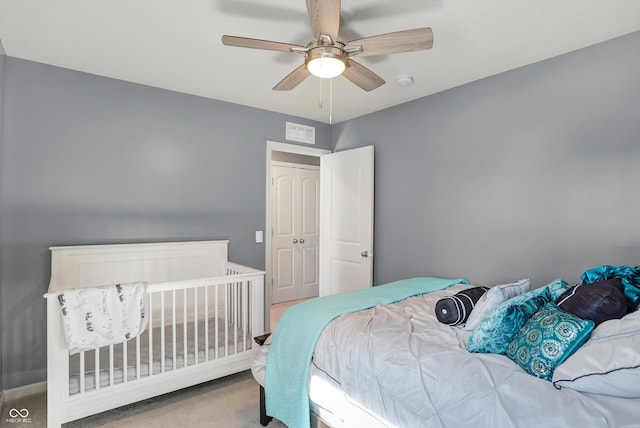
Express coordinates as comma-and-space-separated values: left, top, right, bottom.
552, 309, 640, 397
462, 279, 530, 331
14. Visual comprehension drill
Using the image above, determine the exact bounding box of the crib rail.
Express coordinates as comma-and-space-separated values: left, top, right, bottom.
45, 260, 265, 427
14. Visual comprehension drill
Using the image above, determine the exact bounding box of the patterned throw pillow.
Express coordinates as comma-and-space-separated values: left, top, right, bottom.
467, 287, 551, 354
507, 302, 594, 381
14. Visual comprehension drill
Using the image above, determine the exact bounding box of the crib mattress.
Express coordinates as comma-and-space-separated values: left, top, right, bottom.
69, 317, 252, 394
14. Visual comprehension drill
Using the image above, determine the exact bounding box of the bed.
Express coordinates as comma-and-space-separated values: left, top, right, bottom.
253, 276, 640, 428
44, 240, 266, 428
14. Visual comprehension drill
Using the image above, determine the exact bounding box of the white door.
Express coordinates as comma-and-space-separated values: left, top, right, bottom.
272, 165, 320, 303
319, 146, 374, 296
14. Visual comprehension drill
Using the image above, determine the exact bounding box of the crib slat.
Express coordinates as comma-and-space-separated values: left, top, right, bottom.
205, 285, 209, 362
224, 283, 229, 357
194, 286, 199, 364
234, 281, 238, 355
109, 345, 114, 386
95, 348, 100, 390
172, 289, 177, 371
243, 280, 248, 352
79, 351, 85, 393
123, 340, 128, 384
136, 335, 141, 380
215, 283, 219, 360
149, 292, 153, 377
161, 291, 165, 373
183, 288, 187, 367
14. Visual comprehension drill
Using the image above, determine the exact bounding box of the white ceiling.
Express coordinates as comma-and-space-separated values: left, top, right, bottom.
1, 0, 639, 124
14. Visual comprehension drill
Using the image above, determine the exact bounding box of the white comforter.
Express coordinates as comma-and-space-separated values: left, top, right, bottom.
305, 284, 640, 428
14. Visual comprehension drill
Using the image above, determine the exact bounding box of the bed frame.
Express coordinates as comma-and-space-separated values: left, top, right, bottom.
44, 240, 265, 428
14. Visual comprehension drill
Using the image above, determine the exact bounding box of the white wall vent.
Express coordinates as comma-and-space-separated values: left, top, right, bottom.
285, 121, 315, 145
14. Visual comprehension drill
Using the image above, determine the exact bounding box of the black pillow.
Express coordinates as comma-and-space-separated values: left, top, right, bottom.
555, 278, 628, 326
435, 286, 489, 326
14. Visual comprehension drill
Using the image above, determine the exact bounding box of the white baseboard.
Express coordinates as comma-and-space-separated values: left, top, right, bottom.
3, 381, 47, 402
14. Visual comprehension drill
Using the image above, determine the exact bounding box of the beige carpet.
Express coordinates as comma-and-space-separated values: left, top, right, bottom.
1, 370, 286, 428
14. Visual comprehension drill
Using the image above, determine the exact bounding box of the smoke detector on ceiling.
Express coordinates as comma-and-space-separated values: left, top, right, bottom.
395, 75, 415, 86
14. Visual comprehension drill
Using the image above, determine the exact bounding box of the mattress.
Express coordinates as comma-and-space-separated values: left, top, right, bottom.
70, 318, 251, 394
255, 284, 640, 427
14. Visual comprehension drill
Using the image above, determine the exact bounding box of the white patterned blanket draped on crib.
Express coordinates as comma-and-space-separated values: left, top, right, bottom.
56, 282, 148, 354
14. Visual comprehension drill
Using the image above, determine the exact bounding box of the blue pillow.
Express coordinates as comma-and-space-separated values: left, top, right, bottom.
545, 278, 571, 300
467, 287, 551, 354
507, 302, 594, 381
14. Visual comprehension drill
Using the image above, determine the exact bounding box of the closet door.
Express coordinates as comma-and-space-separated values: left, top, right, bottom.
272, 166, 297, 303
272, 165, 320, 303
297, 168, 320, 299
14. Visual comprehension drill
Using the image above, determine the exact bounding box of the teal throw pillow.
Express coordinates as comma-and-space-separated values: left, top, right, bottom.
507, 302, 594, 381
545, 278, 571, 300
467, 287, 551, 354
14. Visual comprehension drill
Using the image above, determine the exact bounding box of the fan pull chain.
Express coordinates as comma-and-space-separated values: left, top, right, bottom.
329, 79, 333, 125
317, 79, 333, 124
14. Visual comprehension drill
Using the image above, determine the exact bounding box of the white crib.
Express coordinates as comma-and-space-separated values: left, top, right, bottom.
44, 240, 265, 428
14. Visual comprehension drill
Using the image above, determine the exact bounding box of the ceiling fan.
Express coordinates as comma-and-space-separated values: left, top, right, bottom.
221, 0, 433, 92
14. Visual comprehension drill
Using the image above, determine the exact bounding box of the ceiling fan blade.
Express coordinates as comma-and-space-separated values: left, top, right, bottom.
347, 27, 433, 57
221, 35, 303, 52
342, 59, 385, 92
273, 64, 311, 90
306, 0, 340, 41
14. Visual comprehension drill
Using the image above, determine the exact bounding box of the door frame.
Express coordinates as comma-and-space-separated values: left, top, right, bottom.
265, 141, 330, 329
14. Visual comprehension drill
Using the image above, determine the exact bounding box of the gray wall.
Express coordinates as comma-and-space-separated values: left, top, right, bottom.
0, 39, 6, 393
333, 30, 640, 289
0, 58, 331, 388
2, 30, 639, 390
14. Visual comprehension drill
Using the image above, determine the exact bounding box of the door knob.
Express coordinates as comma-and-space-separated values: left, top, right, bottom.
293, 239, 298, 244
361, 251, 369, 258
299, 239, 305, 243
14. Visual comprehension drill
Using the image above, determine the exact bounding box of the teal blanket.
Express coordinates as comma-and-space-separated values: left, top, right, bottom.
264, 277, 468, 428
581, 264, 640, 309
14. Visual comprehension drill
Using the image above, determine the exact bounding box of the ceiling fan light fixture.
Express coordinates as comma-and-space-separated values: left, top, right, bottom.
306, 46, 346, 79
307, 57, 345, 78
